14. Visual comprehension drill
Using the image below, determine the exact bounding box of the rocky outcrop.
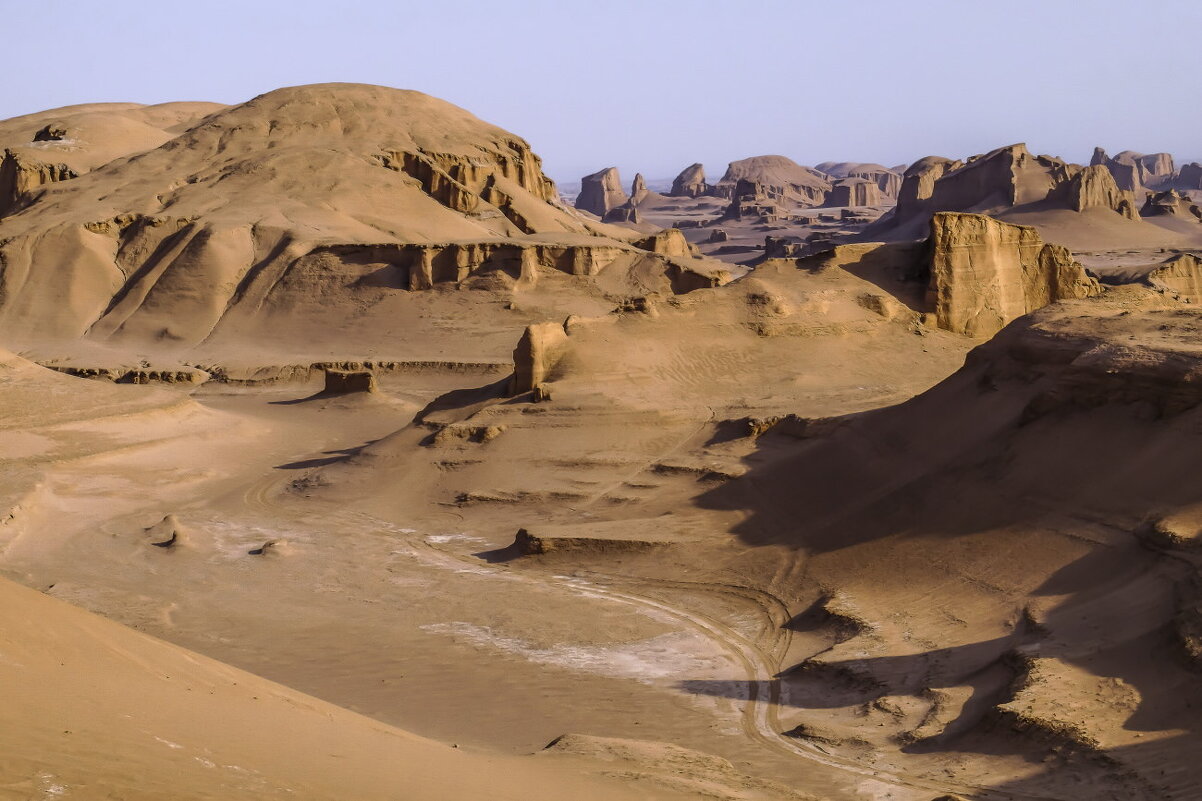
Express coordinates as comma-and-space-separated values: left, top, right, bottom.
825, 177, 881, 207
720, 178, 783, 222
1145, 254, 1202, 303
848, 166, 901, 199
633, 228, 694, 259
1091, 148, 1174, 193
669, 163, 708, 197
1061, 164, 1138, 219
322, 368, 377, 394
713, 155, 830, 205
1138, 152, 1175, 184
924, 212, 1101, 337
0, 149, 78, 217
1141, 189, 1202, 220
629, 172, 649, 205
1176, 162, 1202, 190
509, 321, 569, 395
574, 166, 628, 217
882, 145, 1147, 235
895, 156, 961, 216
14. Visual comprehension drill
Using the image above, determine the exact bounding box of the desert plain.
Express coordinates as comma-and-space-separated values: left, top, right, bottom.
2, 81, 1202, 801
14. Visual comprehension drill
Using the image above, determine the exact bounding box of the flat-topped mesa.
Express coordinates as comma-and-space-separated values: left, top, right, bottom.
923, 212, 1101, 337
0, 149, 78, 217
574, 166, 627, 217
825, 177, 881, 207
713, 155, 831, 205
669, 162, 708, 197
509, 320, 569, 396
1141, 189, 1202, 220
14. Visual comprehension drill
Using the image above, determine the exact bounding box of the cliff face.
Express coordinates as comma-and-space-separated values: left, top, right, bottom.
925, 212, 1101, 337
575, 167, 627, 217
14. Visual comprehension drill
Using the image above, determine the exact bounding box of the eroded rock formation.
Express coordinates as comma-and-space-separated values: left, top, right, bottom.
825, 177, 881, 207
669, 163, 708, 197
713, 155, 830, 205
0, 149, 78, 217
1177, 162, 1202, 190
510, 321, 569, 395
924, 212, 1101, 337
1141, 190, 1202, 220
1145, 254, 1202, 303
1062, 164, 1138, 219
574, 166, 628, 217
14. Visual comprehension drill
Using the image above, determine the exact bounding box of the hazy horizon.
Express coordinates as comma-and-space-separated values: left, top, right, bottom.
9, 0, 1202, 185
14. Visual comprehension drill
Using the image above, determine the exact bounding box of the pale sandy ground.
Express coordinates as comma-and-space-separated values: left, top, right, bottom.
7, 85, 1202, 801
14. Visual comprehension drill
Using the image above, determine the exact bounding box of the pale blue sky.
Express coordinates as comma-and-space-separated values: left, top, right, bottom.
6, 0, 1200, 183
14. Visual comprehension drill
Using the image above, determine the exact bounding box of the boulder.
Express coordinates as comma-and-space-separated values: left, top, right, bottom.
825, 177, 881, 207
509, 321, 569, 395
924, 212, 1101, 337
706, 228, 729, 243
574, 166, 627, 217
669, 162, 708, 197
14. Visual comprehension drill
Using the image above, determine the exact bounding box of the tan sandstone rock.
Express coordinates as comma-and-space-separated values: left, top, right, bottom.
1063, 164, 1138, 219
509, 321, 569, 395
575, 166, 628, 217
825, 177, 881, 207
0, 149, 78, 217
669, 163, 708, 197
925, 212, 1101, 337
